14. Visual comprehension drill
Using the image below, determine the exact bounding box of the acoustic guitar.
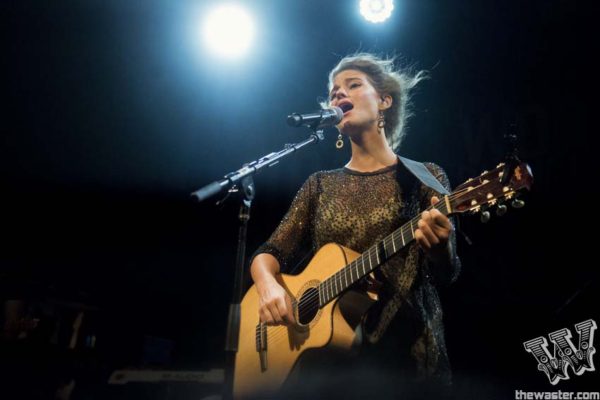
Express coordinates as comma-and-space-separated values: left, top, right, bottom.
234, 161, 533, 398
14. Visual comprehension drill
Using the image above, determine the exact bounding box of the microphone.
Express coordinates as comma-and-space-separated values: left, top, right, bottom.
287, 107, 343, 129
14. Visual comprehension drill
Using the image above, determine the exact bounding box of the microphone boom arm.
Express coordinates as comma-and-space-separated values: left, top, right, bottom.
191, 129, 325, 202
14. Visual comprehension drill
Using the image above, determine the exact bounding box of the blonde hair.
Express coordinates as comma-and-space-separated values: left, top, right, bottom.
325, 53, 427, 150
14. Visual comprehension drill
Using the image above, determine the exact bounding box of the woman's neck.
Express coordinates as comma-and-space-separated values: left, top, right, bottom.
345, 128, 398, 172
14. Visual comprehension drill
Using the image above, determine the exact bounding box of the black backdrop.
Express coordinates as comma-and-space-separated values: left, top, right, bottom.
1, 0, 598, 398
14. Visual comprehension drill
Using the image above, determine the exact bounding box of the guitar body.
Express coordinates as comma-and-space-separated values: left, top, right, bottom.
233, 243, 376, 399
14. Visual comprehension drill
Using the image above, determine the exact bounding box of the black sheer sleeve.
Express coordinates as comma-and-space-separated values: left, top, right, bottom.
250, 173, 317, 273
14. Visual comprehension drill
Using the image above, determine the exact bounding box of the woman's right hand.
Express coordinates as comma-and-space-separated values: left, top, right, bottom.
256, 277, 295, 326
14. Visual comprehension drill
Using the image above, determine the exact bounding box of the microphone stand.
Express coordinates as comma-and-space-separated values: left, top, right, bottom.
191, 126, 326, 400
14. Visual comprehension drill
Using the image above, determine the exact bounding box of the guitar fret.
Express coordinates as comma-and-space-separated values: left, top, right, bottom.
330, 278, 334, 299
346, 268, 350, 288
400, 228, 405, 247
334, 273, 338, 295
375, 246, 380, 264
443, 197, 451, 214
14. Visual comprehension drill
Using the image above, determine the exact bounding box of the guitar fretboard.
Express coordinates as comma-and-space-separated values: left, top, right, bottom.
318, 198, 451, 306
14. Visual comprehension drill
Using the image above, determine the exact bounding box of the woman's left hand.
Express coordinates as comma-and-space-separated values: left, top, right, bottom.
415, 196, 452, 263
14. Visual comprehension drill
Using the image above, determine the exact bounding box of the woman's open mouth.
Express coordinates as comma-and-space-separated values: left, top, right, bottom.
339, 102, 354, 114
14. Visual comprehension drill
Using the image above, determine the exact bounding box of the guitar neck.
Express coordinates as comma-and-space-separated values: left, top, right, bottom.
318, 196, 452, 306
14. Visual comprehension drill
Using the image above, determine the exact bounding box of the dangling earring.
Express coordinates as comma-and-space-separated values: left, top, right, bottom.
377, 111, 386, 134
336, 133, 344, 149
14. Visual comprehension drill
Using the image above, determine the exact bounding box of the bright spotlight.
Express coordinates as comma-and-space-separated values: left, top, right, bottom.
360, 0, 394, 23
202, 4, 255, 59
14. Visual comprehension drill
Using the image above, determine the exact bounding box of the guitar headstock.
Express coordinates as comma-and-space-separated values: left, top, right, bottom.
449, 162, 533, 217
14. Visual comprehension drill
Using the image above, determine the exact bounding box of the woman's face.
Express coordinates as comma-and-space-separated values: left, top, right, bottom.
329, 69, 390, 135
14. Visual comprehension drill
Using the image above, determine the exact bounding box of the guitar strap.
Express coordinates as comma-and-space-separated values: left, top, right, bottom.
397, 156, 450, 195
398, 155, 472, 245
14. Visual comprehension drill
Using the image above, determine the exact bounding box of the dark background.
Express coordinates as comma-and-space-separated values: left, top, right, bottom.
1, 0, 597, 398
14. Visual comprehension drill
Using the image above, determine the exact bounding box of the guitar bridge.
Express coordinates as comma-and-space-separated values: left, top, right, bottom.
255, 322, 268, 372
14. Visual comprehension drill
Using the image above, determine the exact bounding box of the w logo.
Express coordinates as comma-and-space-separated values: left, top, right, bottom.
523, 319, 597, 385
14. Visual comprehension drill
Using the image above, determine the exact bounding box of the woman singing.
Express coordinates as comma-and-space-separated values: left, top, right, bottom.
249, 53, 461, 398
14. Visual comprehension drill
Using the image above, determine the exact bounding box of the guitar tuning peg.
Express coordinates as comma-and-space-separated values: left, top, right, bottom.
511, 198, 525, 209
496, 204, 508, 216
480, 210, 491, 223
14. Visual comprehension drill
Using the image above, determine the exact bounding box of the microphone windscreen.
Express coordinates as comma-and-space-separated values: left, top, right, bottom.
331, 106, 343, 124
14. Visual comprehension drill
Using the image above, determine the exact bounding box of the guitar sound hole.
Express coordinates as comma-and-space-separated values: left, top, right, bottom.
297, 287, 319, 325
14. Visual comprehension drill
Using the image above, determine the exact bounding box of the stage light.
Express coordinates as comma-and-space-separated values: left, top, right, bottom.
359, 0, 394, 23
202, 4, 255, 59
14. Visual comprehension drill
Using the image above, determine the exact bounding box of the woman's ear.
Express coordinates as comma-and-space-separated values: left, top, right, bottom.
380, 94, 393, 110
